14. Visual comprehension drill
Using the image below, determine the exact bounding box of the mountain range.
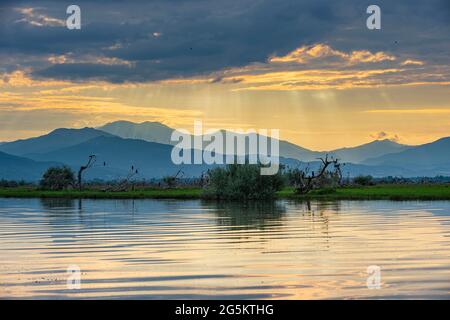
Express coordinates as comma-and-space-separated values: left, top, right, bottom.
0, 128, 113, 156
99, 120, 411, 163
0, 120, 449, 181
364, 137, 450, 168
28, 135, 212, 179
0, 151, 59, 181
99, 121, 174, 145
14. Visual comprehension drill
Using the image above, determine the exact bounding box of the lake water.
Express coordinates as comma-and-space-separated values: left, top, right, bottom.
0, 198, 449, 299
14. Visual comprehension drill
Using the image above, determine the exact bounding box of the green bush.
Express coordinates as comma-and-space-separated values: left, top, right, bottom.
203, 164, 285, 200
309, 187, 337, 195
40, 166, 76, 190
162, 175, 177, 188
0, 179, 30, 188
353, 175, 374, 186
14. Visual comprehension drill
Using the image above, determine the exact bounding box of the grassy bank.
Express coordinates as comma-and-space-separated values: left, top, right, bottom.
277, 185, 450, 200
0, 184, 450, 200
0, 187, 203, 199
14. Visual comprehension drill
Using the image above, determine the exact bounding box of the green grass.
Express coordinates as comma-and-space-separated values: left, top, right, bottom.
0, 187, 203, 199
277, 184, 450, 200
0, 184, 449, 200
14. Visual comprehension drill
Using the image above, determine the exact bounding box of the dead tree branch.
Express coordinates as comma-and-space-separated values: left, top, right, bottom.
78, 155, 96, 191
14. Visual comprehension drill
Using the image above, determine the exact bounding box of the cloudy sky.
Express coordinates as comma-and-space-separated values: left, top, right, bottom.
0, 0, 449, 150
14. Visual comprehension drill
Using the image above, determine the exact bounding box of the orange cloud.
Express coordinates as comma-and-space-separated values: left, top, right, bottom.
366, 108, 450, 114
401, 59, 424, 66
198, 44, 449, 91
269, 44, 396, 65
0, 71, 203, 128
15, 7, 65, 27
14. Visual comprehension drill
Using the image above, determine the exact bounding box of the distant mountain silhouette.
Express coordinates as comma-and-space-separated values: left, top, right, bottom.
28, 136, 214, 178
0, 128, 113, 156
0, 121, 449, 180
0, 151, 58, 181
98, 121, 322, 160
364, 137, 450, 169
98, 121, 175, 145
95, 121, 411, 163
326, 139, 411, 164
23, 133, 448, 179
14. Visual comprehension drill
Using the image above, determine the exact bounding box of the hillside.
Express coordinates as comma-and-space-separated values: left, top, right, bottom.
0, 151, 57, 181
327, 139, 411, 164
98, 121, 175, 145
28, 136, 213, 178
364, 137, 450, 168
0, 128, 113, 156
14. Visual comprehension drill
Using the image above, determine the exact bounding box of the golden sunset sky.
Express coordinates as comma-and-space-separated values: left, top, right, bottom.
1, 1, 449, 150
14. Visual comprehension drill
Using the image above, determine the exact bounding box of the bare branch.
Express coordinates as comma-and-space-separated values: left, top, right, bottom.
78, 155, 97, 191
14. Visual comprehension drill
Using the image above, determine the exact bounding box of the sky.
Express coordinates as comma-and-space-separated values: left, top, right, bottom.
0, 0, 449, 150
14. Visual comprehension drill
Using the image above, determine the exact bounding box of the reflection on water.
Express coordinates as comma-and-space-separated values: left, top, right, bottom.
0, 198, 450, 299
210, 201, 286, 231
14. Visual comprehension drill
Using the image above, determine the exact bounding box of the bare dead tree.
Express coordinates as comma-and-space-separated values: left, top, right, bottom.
78, 155, 97, 191
163, 169, 184, 188
113, 166, 139, 191
290, 154, 343, 194
332, 158, 344, 186
302, 155, 333, 194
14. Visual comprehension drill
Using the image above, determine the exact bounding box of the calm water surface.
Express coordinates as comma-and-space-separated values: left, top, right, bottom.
1, 198, 449, 299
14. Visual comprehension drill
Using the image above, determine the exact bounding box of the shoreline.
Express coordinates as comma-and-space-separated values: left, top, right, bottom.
0, 185, 450, 201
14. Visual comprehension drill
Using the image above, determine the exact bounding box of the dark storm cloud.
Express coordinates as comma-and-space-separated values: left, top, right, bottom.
0, 0, 448, 83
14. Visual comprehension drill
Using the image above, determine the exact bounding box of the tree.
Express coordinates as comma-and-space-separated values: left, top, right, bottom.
112, 165, 139, 191
162, 169, 183, 189
353, 175, 374, 186
203, 164, 285, 200
40, 166, 76, 190
288, 155, 343, 194
77, 155, 97, 191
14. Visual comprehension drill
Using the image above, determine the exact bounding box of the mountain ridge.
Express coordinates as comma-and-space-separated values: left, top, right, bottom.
28, 135, 214, 179
0, 127, 113, 156
99, 120, 412, 163
0, 151, 60, 181
0, 121, 449, 180
364, 137, 450, 168
98, 121, 175, 145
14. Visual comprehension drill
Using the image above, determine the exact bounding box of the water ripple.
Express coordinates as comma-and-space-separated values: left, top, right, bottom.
1, 198, 450, 299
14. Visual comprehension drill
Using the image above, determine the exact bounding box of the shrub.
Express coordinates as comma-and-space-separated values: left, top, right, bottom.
40, 166, 76, 190
203, 164, 285, 200
353, 175, 374, 186
309, 187, 337, 195
286, 167, 341, 194
285, 155, 343, 194
0, 179, 19, 188
162, 175, 177, 188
